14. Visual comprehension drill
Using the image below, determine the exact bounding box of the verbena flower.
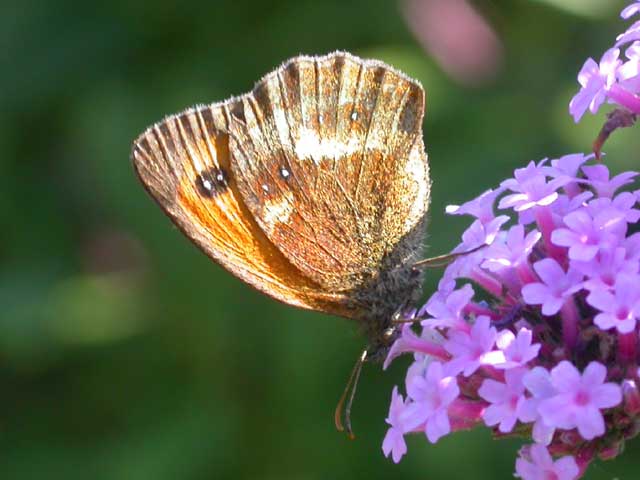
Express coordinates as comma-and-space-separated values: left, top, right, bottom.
382, 387, 408, 463
570, 4, 640, 122
381, 5, 640, 477
515, 444, 579, 480
382, 154, 638, 478
400, 361, 460, 443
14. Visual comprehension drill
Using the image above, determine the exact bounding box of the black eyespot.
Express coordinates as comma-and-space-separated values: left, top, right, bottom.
195, 167, 229, 198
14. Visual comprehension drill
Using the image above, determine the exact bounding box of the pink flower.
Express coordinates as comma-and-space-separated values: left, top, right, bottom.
569, 48, 621, 121
499, 161, 570, 212
479, 368, 529, 433
384, 324, 447, 369
382, 146, 639, 477
495, 328, 541, 369
382, 387, 408, 463
582, 165, 638, 199
521, 259, 583, 315
617, 20, 640, 46
521, 367, 557, 445
538, 362, 622, 440
400, 362, 460, 443
550, 191, 593, 219
586, 273, 640, 333
445, 187, 505, 224
444, 316, 503, 376
452, 217, 510, 253
481, 224, 541, 273
575, 246, 638, 292
587, 192, 640, 224
551, 207, 626, 261
515, 444, 579, 480
622, 2, 640, 19
619, 42, 640, 92
423, 284, 474, 330
546, 153, 592, 198
546, 153, 591, 181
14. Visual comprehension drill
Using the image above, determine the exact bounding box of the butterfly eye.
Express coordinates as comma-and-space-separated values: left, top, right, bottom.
382, 327, 396, 341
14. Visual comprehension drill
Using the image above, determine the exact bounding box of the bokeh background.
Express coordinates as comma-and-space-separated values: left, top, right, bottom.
3, 0, 640, 478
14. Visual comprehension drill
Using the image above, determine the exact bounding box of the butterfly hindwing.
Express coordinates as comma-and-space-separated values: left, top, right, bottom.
228, 52, 431, 292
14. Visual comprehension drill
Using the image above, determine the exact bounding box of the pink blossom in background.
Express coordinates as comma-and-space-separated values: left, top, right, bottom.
402, 0, 503, 86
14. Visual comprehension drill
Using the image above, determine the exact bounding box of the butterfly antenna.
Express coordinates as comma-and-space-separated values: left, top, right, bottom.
412, 244, 486, 270
335, 349, 368, 439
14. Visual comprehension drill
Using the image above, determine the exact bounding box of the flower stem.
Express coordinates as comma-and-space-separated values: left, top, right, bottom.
618, 331, 637, 365
448, 398, 485, 431
404, 331, 449, 361
563, 181, 582, 199
516, 261, 537, 285
560, 298, 579, 352
463, 302, 499, 319
535, 206, 565, 264
470, 268, 502, 296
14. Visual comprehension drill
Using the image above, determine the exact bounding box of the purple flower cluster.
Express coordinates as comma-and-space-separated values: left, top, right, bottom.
570, 3, 640, 122
382, 154, 640, 479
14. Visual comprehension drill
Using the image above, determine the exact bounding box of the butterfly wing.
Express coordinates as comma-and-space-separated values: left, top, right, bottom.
227, 52, 430, 292
131, 103, 356, 318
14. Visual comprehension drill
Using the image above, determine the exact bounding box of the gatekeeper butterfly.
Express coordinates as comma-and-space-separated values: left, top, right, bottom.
131, 51, 430, 433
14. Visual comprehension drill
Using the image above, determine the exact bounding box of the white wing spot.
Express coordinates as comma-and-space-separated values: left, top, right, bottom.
294, 128, 361, 164
405, 145, 429, 230
262, 192, 294, 233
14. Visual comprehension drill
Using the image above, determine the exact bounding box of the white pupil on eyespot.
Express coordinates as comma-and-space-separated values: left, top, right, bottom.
351, 111, 358, 121
216, 173, 224, 182
203, 179, 212, 190
262, 184, 269, 192
281, 168, 290, 178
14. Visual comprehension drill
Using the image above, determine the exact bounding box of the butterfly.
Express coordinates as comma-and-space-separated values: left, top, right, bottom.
131, 51, 430, 434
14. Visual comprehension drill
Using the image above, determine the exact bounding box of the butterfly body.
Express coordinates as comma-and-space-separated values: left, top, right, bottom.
132, 51, 430, 358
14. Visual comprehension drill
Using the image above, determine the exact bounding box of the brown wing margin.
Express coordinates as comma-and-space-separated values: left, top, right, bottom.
131, 102, 359, 320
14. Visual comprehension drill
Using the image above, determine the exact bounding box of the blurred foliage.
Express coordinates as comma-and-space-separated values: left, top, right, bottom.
2, 0, 640, 479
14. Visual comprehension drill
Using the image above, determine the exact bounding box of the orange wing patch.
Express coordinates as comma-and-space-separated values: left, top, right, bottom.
132, 104, 357, 319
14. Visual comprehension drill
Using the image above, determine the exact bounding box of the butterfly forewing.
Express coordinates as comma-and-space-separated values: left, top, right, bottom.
132, 102, 354, 318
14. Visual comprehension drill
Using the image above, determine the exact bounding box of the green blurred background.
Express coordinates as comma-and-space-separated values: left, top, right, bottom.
3, 0, 640, 478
